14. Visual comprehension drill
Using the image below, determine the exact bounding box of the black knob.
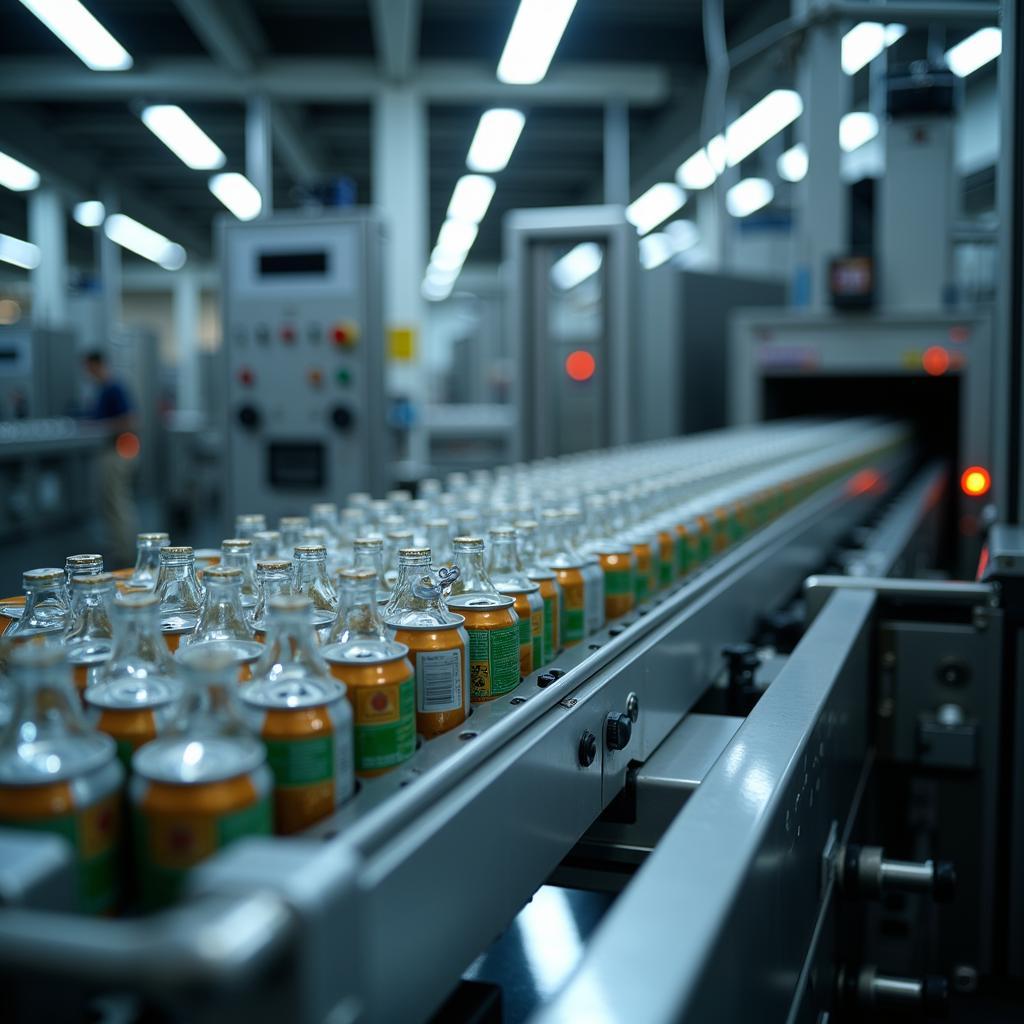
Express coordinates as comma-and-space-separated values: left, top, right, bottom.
934, 861, 957, 903
578, 730, 597, 767
722, 642, 759, 683
331, 405, 355, 430
605, 712, 632, 751
537, 672, 557, 688
237, 404, 260, 430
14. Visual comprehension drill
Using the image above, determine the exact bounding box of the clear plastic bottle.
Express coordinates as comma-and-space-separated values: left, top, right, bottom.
251, 530, 281, 562
131, 644, 273, 909
234, 513, 266, 539
353, 536, 392, 605
155, 545, 204, 648
85, 591, 184, 767
220, 538, 257, 609
6, 568, 70, 641
0, 642, 123, 914
63, 572, 116, 696
291, 544, 336, 630
487, 527, 544, 677
327, 568, 388, 645
252, 559, 291, 634
426, 518, 453, 566
448, 536, 499, 597
278, 515, 310, 558
184, 566, 262, 677
128, 533, 170, 590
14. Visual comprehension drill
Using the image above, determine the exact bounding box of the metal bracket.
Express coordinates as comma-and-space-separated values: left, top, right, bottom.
804, 575, 995, 624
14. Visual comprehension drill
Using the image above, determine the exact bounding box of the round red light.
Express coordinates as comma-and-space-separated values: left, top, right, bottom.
922, 346, 951, 376
961, 466, 991, 497
115, 432, 140, 460
565, 350, 596, 382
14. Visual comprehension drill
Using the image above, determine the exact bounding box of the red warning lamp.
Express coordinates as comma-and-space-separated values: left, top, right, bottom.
922, 346, 951, 376
960, 465, 991, 497
565, 350, 596, 382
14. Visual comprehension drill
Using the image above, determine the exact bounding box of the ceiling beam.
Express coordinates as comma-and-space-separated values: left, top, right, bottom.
0, 59, 670, 106
369, 0, 421, 81
170, 0, 325, 183
0, 104, 209, 255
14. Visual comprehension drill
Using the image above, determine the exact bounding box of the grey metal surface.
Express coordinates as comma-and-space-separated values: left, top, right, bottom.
533, 588, 877, 1024
220, 210, 388, 524
0, 829, 74, 910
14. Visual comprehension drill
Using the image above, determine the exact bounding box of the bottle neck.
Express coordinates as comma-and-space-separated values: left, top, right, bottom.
253, 610, 329, 680
193, 581, 252, 642
329, 579, 386, 643
450, 546, 495, 595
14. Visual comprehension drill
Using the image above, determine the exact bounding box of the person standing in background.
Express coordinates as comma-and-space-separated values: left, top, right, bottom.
83, 350, 138, 567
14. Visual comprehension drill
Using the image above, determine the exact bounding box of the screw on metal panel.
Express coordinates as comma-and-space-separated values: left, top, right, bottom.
973, 606, 989, 631
578, 730, 598, 768
882, 650, 897, 668
458, 731, 477, 741
510, 697, 527, 705
877, 697, 895, 719
625, 691, 640, 722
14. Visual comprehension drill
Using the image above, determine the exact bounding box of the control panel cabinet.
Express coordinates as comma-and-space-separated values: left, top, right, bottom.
221, 212, 388, 524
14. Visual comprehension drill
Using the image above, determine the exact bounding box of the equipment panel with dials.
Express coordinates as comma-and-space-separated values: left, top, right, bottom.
221, 212, 388, 524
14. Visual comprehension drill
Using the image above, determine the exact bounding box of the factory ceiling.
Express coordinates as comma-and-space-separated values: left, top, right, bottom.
0, 0, 789, 268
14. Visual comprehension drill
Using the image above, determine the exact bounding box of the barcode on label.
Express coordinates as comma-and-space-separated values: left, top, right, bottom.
416, 648, 462, 713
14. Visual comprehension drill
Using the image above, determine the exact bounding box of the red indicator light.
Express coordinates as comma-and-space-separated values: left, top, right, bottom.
961, 466, 991, 497
846, 468, 882, 496
115, 432, 140, 460
565, 350, 596, 382
922, 346, 950, 376
238, 367, 254, 386
281, 325, 296, 343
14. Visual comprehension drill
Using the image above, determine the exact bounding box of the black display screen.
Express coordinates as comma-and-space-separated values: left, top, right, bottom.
258, 251, 328, 276
267, 442, 325, 489
0, 349, 18, 362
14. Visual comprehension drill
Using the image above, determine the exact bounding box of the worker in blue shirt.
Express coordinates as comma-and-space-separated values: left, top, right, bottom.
83, 350, 138, 566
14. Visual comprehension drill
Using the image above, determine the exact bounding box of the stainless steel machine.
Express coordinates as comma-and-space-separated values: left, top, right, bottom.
505, 206, 639, 460
0, 326, 78, 420
220, 211, 389, 524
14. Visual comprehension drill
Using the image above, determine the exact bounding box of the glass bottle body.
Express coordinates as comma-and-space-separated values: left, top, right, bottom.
7, 568, 69, 640
129, 533, 169, 590
155, 546, 204, 635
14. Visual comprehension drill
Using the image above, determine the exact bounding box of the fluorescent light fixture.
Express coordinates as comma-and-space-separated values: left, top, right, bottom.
209, 173, 262, 221
0, 150, 40, 192
626, 182, 686, 236
430, 246, 466, 273
466, 109, 525, 173
18, 0, 132, 70
839, 111, 879, 152
639, 232, 674, 270
726, 178, 774, 218
724, 90, 802, 168
436, 218, 478, 257
777, 143, 808, 183
446, 175, 496, 225
72, 200, 105, 227
422, 276, 454, 302
497, 0, 578, 84
0, 234, 41, 270
141, 105, 226, 171
707, 135, 727, 174
104, 213, 186, 270
676, 149, 717, 190
664, 219, 699, 253
426, 263, 460, 287
842, 22, 906, 75
550, 242, 602, 291
945, 27, 1001, 77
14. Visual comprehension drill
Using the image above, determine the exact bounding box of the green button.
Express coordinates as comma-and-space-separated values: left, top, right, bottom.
336, 368, 351, 385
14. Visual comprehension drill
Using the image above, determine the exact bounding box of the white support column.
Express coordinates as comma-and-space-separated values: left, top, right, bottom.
246, 94, 273, 218
98, 185, 122, 340
372, 86, 428, 471
794, 9, 846, 309
603, 101, 630, 206
173, 266, 201, 414
27, 186, 67, 327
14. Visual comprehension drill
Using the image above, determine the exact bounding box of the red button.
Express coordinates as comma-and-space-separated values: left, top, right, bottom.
281, 325, 296, 343
238, 368, 254, 386
332, 326, 348, 345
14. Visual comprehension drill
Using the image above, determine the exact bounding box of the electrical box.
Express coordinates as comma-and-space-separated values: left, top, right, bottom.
0, 326, 78, 421
220, 211, 389, 524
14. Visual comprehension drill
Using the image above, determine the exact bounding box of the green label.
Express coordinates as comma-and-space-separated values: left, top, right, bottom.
658, 557, 673, 587
135, 794, 272, 911
518, 613, 531, 649
469, 624, 520, 698
634, 574, 650, 603
265, 735, 333, 787
676, 536, 689, 576
543, 595, 555, 661
115, 738, 136, 770
356, 676, 416, 771
9, 806, 118, 915
604, 568, 633, 597
563, 608, 585, 644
